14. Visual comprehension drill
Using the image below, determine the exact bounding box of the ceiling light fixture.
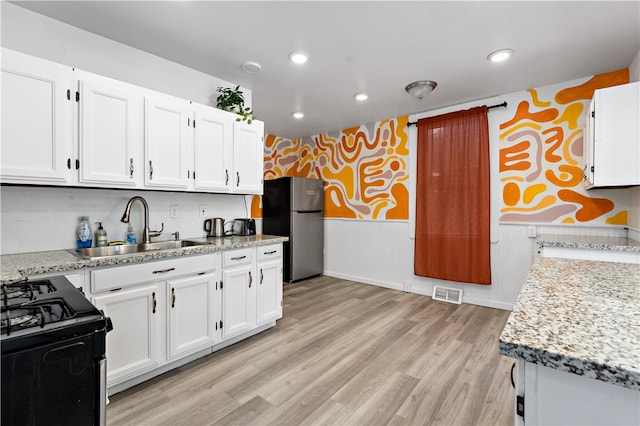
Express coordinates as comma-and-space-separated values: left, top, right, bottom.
289, 51, 308, 64
292, 112, 304, 119
487, 48, 513, 63
353, 92, 369, 101
405, 80, 437, 100
241, 61, 262, 73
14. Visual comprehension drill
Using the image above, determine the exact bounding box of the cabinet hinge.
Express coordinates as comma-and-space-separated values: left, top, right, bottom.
75, 91, 80, 102
67, 89, 71, 100
591, 110, 595, 118
516, 395, 525, 420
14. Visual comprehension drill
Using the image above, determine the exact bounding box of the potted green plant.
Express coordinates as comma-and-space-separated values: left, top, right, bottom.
216, 85, 255, 124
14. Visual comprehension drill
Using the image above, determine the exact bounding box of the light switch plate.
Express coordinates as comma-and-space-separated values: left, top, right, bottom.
170, 205, 179, 218
527, 226, 536, 238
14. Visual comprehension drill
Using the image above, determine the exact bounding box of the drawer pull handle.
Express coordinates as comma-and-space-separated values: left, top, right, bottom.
149, 160, 153, 180
236, 172, 240, 186
129, 158, 134, 178
260, 268, 263, 284
153, 267, 176, 274
152, 292, 157, 314
230, 255, 247, 261
264, 250, 277, 255
171, 288, 176, 308
249, 271, 252, 287
225, 169, 229, 185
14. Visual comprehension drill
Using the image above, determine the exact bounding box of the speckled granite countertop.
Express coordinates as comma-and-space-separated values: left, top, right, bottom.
499, 257, 640, 391
1, 234, 288, 284
538, 234, 640, 252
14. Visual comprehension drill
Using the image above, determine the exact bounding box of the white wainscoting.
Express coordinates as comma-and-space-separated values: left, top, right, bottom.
324, 219, 536, 310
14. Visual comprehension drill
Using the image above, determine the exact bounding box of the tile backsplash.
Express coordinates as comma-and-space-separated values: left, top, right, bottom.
1, 186, 251, 254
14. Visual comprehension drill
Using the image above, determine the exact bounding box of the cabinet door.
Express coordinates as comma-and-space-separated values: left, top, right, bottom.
92, 284, 163, 385
1, 48, 73, 184
167, 272, 220, 359
145, 97, 190, 189
232, 120, 264, 194
193, 108, 234, 192
256, 258, 283, 326
221, 264, 256, 340
79, 79, 142, 187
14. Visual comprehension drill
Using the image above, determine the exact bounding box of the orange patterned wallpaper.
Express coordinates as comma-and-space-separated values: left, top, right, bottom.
252, 68, 630, 225
499, 69, 629, 224
252, 117, 410, 220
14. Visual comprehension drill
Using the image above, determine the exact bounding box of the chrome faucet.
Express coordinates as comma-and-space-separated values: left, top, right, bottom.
121, 196, 163, 244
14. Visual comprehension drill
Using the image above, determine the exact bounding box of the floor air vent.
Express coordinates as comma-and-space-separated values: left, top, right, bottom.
432, 286, 463, 304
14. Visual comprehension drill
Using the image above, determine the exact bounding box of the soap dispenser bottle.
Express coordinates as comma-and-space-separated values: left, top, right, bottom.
77, 216, 93, 249
95, 222, 108, 247
126, 223, 136, 244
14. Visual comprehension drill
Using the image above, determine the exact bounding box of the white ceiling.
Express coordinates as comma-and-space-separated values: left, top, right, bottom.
11, 1, 640, 139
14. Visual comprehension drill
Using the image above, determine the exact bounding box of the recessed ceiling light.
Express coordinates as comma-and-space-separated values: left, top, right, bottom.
241, 61, 262, 73
292, 112, 304, 119
289, 51, 308, 64
487, 48, 513, 62
354, 92, 369, 101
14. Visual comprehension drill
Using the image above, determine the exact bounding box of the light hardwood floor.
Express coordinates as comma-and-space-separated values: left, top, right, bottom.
107, 276, 515, 426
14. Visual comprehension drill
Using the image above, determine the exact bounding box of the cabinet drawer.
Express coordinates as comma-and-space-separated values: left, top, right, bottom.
257, 244, 282, 261
91, 253, 219, 293
222, 248, 254, 267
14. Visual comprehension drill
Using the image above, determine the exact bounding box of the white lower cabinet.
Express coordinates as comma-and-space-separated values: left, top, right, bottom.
87, 245, 282, 392
167, 271, 220, 359
92, 283, 162, 384
221, 248, 256, 340
256, 245, 283, 326
514, 360, 640, 425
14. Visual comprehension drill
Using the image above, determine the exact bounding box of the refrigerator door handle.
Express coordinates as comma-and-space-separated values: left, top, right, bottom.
295, 210, 322, 214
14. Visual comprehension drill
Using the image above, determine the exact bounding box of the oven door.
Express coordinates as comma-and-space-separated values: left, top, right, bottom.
1, 329, 106, 426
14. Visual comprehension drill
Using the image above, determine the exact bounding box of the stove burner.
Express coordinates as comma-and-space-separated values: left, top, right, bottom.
1, 309, 40, 331
1, 281, 55, 305
1, 300, 73, 335
4, 289, 30, 300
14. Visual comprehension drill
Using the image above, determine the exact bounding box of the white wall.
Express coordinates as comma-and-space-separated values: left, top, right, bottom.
0, 3, 253, 254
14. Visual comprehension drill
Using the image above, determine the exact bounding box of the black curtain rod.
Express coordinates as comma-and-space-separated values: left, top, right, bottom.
406, 101, 508, 127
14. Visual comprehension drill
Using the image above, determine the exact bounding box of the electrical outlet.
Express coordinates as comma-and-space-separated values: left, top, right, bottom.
199, 205, 208, 218
170, 205, 179, 218
527, 226, 537, 238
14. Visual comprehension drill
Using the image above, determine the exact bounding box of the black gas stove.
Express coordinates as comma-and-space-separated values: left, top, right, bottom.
1, 275, 112, 426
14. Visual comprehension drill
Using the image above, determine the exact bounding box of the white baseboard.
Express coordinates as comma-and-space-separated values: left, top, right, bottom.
323, 271, 403, 291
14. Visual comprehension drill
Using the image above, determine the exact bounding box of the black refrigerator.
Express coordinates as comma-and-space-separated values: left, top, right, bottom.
263, 177, 324, 282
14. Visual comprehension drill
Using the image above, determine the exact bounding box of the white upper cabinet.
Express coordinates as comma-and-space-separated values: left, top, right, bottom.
78, 76, 143, 187
1, 48, 73, 184
193, 106, 234, 192
233, 120, 264, 194
1, 49, 265, 195
144, 97, 190, 189
583, 81, 640, 189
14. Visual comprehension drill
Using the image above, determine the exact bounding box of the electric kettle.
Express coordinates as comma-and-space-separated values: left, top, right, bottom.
204, 217, 225, 237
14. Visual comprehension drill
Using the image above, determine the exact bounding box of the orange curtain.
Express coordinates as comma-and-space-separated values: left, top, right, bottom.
414, 106, 491, 285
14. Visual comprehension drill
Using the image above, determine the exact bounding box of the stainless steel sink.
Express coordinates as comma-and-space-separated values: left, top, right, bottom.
71, 240, 206, 259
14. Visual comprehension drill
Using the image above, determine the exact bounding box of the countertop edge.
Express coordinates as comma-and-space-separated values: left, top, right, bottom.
498, 340, 640, 391
1, 235, 289, 284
